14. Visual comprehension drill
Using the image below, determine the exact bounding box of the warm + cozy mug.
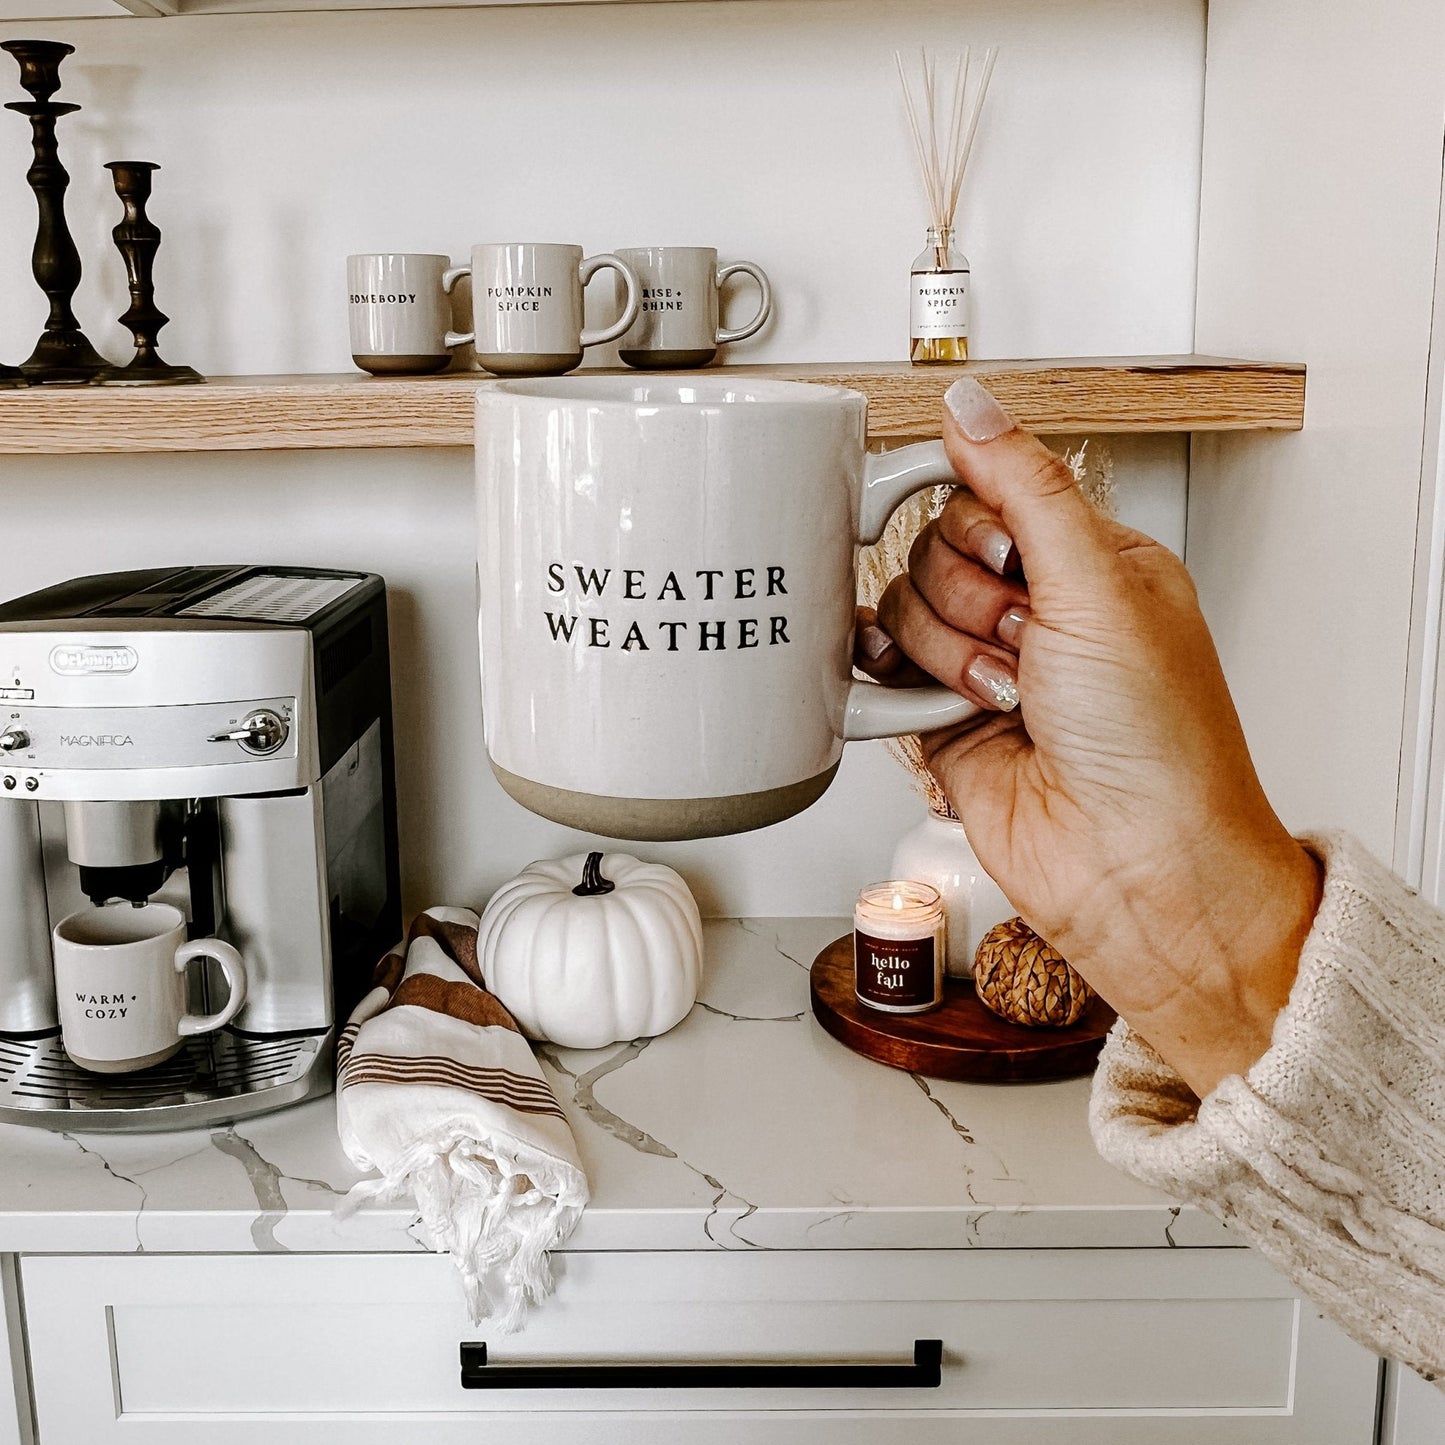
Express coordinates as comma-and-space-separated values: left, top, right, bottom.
474, 376, 979, 840
53, 902, 248, 1074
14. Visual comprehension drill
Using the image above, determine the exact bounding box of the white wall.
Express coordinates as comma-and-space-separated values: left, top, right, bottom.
1379, 1359, 1445, 1444
1190, 0, 1445, 863
0, 0, 1204, 916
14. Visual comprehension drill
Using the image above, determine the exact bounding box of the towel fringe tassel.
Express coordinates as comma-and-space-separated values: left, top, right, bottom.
338, 1122, 585, 1332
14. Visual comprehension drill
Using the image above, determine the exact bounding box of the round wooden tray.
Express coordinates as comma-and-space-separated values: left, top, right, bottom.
810, 934, 1116, 1082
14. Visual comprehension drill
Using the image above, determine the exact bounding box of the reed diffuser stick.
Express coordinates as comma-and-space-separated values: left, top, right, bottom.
951, 46, 997, 217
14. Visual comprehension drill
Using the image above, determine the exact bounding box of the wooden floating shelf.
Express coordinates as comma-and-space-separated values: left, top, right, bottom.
0, 0, 786, 17
0, 356, 1304, 455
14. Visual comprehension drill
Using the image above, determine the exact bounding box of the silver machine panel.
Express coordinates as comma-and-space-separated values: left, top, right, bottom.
219, 788, 332, 1034
62, 800, 163, 866
0, 567, 399, 1132
0, 802, 53, 1035
6, 698, 297, 771
0, 625, 315, 801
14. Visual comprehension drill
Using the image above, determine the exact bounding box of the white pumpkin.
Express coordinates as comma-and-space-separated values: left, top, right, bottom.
478, 851, 703, 1049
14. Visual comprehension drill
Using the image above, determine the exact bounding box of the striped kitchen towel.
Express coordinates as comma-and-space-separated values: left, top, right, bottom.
335, 906, 588, 1332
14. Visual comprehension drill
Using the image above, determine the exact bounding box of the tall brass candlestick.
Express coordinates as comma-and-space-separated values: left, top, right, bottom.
1, 39, 109, 384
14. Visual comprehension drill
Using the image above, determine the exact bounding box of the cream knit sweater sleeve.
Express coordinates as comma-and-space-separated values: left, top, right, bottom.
1089, 831, 1445, 1382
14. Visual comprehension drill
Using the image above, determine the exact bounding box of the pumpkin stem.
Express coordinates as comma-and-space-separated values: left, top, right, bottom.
573, 851, 616, 897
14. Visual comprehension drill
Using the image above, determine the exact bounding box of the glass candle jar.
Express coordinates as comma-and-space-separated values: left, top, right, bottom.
853, 880, 946, 1014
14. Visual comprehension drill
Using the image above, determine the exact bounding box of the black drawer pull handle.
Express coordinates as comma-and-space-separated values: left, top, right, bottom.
459, 1338, 943, 1391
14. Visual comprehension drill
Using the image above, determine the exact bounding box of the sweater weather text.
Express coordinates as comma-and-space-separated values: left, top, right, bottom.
543, 562, 789, 652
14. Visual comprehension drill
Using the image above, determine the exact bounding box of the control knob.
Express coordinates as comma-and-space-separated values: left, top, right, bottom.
208, 709, 288, 756
0, 727, 29, 753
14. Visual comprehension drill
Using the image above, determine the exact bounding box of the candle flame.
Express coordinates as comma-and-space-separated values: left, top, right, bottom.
892, 890, 905, 910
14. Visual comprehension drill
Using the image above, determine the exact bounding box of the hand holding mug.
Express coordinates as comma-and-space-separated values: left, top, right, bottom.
866, 378, 1321, 1099
474, 376, 979, 843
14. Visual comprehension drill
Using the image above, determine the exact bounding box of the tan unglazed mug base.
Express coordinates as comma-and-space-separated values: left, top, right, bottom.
352, 352, 450, 376
491, 759, 841, 841
477, 351, 584, 377
64, 1041, 183, 1075
618, 346, 718, 370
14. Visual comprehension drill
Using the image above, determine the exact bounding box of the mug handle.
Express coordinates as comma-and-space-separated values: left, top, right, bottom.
175, 938, 248, 1036
579, 254, 640, 348
715, 261, 773, 345
442, 264, 473, 348
844, 439, 983, 742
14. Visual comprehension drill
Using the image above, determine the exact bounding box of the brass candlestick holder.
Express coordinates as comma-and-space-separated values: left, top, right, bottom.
92, 161, 203, 386
2, 39, 109, 384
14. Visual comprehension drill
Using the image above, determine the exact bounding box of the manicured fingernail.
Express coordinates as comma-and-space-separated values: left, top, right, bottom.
967, 654, 1020, 711
972, 522, 1017, 576
945, 378, 1015, 443
996, 605, 1030, 648
859, 623, 896, 663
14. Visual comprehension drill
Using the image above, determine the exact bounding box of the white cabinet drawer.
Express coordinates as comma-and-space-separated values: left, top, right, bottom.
21, 1249, 1379, 1443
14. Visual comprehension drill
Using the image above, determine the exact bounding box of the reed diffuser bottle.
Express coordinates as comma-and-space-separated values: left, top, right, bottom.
897, 47, 997, 364
910, 226, 970, 363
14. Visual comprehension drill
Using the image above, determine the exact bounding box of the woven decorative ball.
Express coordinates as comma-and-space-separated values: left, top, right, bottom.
973, 917, 1095, 1029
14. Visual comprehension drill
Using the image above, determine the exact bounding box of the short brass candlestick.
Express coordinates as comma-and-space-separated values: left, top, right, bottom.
2, 39, 109, 384
93, 161, 203, 386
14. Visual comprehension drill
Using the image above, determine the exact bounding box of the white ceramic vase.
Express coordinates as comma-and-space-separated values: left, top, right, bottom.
889, 807, 1014, 978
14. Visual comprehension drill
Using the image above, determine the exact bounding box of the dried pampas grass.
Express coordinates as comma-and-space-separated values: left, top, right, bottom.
856, 438, 1114, 817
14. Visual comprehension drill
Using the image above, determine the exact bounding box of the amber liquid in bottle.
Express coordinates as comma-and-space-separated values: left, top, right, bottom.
910, 227, 970, 364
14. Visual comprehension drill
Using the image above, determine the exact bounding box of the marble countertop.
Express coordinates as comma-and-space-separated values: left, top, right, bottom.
0, 918, 1230, 1256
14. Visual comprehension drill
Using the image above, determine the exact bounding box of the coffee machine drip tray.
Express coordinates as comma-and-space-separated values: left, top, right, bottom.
0, 1029, 331, 1132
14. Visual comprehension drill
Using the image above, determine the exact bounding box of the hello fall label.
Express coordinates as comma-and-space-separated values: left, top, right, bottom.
543, 561, 790, 652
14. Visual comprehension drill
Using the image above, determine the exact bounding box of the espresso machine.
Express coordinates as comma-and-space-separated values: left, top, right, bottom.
0, 566, 401, 1130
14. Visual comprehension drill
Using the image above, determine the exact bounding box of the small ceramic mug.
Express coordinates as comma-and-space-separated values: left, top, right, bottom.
347, 253, 453, 375
444, 243, 640, 376
474, 375, 981, 841
53, 902, 248, 1074
615, 247, 772, 369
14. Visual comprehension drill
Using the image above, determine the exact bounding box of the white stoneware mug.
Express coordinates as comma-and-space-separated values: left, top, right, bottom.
614, 246, 772, 369
347, 253, 452, 375
443, 243, 640, 376
474, 375, 980, 840
53, 902, 248, 1074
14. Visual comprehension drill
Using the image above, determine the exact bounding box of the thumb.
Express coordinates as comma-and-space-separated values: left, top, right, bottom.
941, 378, 1115, 589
